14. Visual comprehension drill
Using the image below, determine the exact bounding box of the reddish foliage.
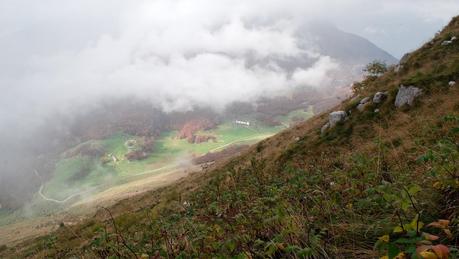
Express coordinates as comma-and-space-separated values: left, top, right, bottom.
177, 119, 216, 143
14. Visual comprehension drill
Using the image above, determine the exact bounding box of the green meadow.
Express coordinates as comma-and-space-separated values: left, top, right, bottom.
39, 109, 314, 204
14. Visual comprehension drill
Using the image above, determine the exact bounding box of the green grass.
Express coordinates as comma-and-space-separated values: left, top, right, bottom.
38, 121, 284, 204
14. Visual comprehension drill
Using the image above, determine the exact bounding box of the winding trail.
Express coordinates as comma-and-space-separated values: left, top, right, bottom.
38, 185, 93, 204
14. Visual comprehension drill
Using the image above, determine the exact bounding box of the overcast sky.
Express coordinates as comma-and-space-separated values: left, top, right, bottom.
0, 0, 458, 131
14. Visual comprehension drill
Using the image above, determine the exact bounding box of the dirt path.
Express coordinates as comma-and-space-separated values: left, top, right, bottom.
210, 133, 274, 152
38, 185, 94, 204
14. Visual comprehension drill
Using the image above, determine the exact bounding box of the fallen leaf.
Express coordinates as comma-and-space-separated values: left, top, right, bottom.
419, 251, 438, 259
423, 233, 440, 241
432, 244, 449, 259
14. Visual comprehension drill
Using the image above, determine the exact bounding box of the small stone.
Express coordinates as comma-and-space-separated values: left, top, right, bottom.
451, 36, 457, 41
374, 109, 380, 113
360, 97, 371, 104
357, 102, 370, 112
294, 137, 300, 141
373, 92, 388, 104
449, 81, 456, 87
442, 40, 453, 46
395, 85, 422, 108
321, 122, 330, 134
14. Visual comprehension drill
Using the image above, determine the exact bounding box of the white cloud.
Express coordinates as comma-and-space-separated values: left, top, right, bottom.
0, 0, 458, 126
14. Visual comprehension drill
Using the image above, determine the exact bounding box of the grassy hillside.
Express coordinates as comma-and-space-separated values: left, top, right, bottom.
3, 17, 459, 258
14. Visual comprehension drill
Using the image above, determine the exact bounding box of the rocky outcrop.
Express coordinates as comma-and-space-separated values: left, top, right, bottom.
329, 111, 347, 127
395, 85, 422, 108
321, 111, 347, 133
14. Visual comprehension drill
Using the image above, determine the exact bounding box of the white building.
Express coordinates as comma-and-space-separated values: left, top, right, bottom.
235, 120, 250, 126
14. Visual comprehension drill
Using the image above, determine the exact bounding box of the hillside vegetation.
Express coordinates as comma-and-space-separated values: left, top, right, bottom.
2, 17, 459, 258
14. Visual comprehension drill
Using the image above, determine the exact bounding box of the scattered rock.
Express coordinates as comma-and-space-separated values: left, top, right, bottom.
395, 85, 422, 108
360, 97, 371, 104
321, 122, 330, 134
357, 103, 369, 112
449, 81, 456, 87
321, 111, 347, 134
356, 97, 371, 111
373, 92, 388, 104
329, 111, 347, 127
441, 36, 456, 46
374, 109, 380, 113
294, 137, 300, 141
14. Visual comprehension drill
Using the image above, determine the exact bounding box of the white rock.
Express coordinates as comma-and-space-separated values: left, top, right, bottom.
321, 122, 330, 134
357, 103, 370, 112
449, 81, 456, 87
374, 109, 380, 113
360, 97, 371, 104
451, 36, 457, 41
442, 40, 453, 46
321, 111, 347, 134
373, 92, 388, 104
395, 85, 422, 108
329, 111, 347, 127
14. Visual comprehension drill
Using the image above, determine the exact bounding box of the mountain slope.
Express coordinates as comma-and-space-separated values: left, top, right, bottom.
2, 17, 459, 258
0, 23, 395, 211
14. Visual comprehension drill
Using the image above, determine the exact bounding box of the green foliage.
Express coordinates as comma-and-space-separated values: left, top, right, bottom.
364, 60, 388, 78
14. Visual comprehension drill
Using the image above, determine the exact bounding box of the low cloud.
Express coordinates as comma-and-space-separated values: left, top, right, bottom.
0, 0, 458, 128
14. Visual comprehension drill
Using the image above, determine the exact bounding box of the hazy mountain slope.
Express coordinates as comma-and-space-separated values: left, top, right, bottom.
2, 17, 459, 258
0, 24, 396, 211
305, 22, 398, 65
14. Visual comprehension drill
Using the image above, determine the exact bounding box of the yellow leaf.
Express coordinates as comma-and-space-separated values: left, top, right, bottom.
393, 226, 404, 233
419, 251, 438, 259
379, 235, 390, 243
395, 252, 406, 259
380, 256, 389, 259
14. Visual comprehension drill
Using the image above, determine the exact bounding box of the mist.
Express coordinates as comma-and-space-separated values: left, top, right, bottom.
1, 0, 459, 209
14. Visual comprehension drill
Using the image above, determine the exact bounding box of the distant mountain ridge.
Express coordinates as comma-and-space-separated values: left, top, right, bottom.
304, 21, 398, 65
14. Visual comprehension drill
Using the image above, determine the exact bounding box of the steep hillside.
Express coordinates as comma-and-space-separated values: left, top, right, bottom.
2, 17, 459, 258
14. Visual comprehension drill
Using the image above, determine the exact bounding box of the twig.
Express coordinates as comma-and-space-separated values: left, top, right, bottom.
100, 206, 139, 259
